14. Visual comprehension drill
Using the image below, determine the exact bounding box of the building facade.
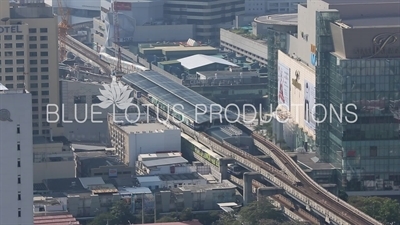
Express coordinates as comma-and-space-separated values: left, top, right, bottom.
45, 0, 100, 25
164, 0, 245, 41
0, 86, 33, 225
0, 0, 62, 137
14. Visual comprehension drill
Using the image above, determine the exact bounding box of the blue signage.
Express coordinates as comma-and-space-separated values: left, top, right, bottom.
311, 53, 317, 66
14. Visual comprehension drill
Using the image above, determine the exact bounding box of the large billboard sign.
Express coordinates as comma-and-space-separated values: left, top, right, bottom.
277, 62, 290, 109
113, 2, 132, 11
304, 80, 316, 130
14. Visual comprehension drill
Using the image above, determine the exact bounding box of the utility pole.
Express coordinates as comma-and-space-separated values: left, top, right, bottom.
154, 193, 157, 222
142, 193, 145, 224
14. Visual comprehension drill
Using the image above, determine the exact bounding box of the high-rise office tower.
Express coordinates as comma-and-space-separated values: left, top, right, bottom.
0, 84, 34, 225
0, 0, 62, 137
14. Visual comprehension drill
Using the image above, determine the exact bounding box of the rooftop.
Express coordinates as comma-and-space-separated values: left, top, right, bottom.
138, 152, 182, 161
34, 214, 81, 225
137, 176, 162, 183
119, 122, 170, 134
254, 13, 298, 26
141, 45, 217, 53
340, 17, 400, 28
121, 71, 238, 124
43, 178, 90, 194
10, 2, 54, 19
177, 54, 238, 70
79, 177, 105, 189
196, 71, 259, 80
33, 136, 70, 145
178, 180, 236, 192
71, 143, 106, 151
323, 0, 400, 4
207, 125, 249, 141
158, 173, 200, 181
296, 152, 335, 170
119, 187, 152, 195
142, 156, 188, 167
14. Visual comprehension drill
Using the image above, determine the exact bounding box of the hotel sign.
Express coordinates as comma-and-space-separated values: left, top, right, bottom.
354, 32, 400, 58
0, 26, 22, 34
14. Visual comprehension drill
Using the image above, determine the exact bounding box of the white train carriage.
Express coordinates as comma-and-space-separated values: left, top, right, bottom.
99, 52, 149, 73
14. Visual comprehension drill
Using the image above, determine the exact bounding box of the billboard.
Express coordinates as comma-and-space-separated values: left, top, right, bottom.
277, 62, 290, 108
109, 168, 118, 178
304, 80, 316, 130
113, 2, 132, 11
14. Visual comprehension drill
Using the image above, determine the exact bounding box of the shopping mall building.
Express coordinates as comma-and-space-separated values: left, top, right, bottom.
223, 0, 400, 192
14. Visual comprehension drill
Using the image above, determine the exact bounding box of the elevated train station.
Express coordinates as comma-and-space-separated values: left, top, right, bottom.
121, 71, 239, 130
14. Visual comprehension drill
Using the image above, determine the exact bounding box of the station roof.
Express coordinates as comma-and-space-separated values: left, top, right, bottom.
142, 156, 188, 168
121, 71, 238, 124
177, 54, 238, 70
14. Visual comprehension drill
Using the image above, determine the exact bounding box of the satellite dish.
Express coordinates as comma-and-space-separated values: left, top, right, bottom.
1, 17, 10, 24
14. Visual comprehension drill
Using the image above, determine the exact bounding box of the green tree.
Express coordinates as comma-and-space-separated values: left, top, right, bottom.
349, 196, 400, 224
338, 189, 348, 202
179, 208, 194, 221
89, 213, 117, 225
238, 200, 286, 225
215, 212, 241, 225
157, 216, 179, 222
89, 200, 136, 225
196, 211, 220, 225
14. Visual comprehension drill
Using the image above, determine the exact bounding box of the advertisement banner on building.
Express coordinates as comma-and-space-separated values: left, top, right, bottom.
113, 2, 132, 11
109, 168, 118, 178
304, 80, 316, 130
277, 62, 290, 108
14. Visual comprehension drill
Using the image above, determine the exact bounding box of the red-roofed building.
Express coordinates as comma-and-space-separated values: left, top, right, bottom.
34, 214, 81, 225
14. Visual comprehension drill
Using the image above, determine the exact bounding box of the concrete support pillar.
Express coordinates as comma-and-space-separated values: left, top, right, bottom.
256, 187, 284, 201
243, 172, 261, 205
219, 158, 234, 182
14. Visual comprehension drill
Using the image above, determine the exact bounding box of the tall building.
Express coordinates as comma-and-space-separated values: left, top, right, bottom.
0, 84, 34, 225
44, 0, 100, 25
164, 0, 245, 41
0, 0, 62, 137
275, 0, 400, 192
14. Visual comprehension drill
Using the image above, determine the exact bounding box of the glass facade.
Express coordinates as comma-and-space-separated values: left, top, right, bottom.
314, 11, 400, 191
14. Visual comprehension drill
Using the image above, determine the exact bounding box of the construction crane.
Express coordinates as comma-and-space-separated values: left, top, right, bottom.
112, 0, 123, 74
57, 0, 71, 62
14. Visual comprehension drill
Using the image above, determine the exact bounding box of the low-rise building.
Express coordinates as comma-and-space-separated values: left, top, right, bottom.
177, 54, 239, 75
108, 115, 181, 167
136, 174, 208, 190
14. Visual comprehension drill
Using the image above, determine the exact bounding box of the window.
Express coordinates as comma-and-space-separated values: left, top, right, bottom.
40, 52, 48, 57
74, 96, 86, 104
18, 192, 21, 200
4, 35, 12, 40
29, 36, 37, 41
40, 28, 47, 33
17, 159, 21, 167
30, 52, 37, 57
29, 44, 37, 49
5, 84, 13, 88
32, 107, 38, 112
16, 43, 24, 48
18, 209, 21, 218
42, 122, 49, 127
41, 75, 49, 80
41, 83, 49, 88
4, 43, 12, 48
33, 123, 38, 127
5, 60, 13, 65
42, 98, 49, 103
17, 142, 20, 151
5, 76, 13, 81
30, 75, 38, 80
16, 35, 23, 40
31, 91, 38, 96
17, 76, 25, 80
41, 67, 48, 72
17, 67, 24, 72
16, 51, 24, 56
30, 83, 38, 88
30, 68, 38, 73
32, 99, 38, 104
5, 51, 13, 56
18, 176, 21, 184
33, 130, 39, 135
17, 83, 24, 88
370, 146, 378, 157
5, 68, 13, 73
40, 36, 48, 41
41, 59, 48, 64
17, 125, 20, 134
16, 59, 24, 64
30, 60, 37, 64
32, 115, 38, 119
41, 91, 49, 95
29, 28, 36, 33
40, 44, 48, 48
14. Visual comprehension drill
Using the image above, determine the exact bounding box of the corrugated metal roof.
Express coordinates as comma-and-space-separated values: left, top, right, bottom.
177, 54, 238, 70
142, 157, 188, 167
79, 177, 105, 189
137, 176, 162, 183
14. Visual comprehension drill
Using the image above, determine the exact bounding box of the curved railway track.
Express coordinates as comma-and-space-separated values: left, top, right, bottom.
137, 90, 381, 225
60, 36, 112, 75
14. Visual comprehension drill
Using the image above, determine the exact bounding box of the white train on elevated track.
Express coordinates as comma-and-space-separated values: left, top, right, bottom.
99, 52, 149, 73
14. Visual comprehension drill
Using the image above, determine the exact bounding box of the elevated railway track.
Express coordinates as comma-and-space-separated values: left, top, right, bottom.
60, 36, 112, 74
138, 97, 381, 225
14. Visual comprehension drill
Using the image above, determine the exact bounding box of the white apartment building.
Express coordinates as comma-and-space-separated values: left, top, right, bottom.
108, 114, 181, 167
0, 84, 34, 225
0, 0, 62, 137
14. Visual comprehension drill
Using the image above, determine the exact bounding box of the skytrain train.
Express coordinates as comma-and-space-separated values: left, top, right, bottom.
99, 52, 149, 73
